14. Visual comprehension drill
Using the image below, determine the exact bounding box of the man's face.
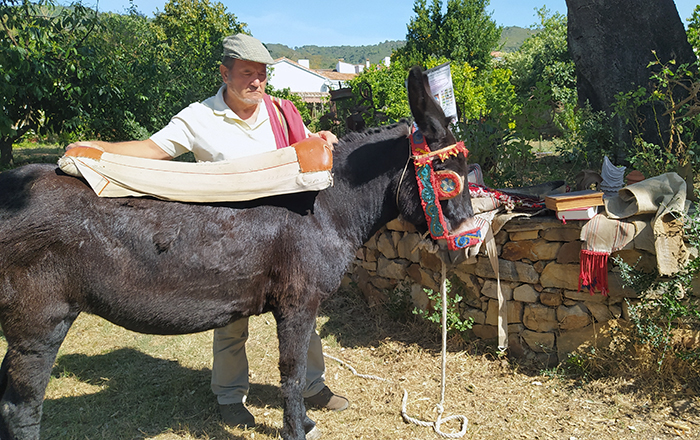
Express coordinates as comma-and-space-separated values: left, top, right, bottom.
222, 59, 268, 106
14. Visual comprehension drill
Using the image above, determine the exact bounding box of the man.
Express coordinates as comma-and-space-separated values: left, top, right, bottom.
66, 33, 348, 429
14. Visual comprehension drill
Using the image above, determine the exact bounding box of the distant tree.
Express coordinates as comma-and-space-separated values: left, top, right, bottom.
442, 0, 502, 70
152, 0, 246, 116
503, 7, 575, 138
504, 8, 573, 103
392, 0, 501, 70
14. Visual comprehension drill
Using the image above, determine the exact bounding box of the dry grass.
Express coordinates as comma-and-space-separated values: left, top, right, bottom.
0, 287, 698, 439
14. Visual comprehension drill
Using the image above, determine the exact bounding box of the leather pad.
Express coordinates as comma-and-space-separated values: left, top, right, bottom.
64, 146, 104, 160
293, 137, 333, 173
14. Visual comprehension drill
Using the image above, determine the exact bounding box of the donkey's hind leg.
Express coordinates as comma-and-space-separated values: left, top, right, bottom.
0, 314, 77, 440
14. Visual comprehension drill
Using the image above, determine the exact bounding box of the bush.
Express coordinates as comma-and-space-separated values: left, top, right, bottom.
564, 200, 700, 394
612, 56, 700, 179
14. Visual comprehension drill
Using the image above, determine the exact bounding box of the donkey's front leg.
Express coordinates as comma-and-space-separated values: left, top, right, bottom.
0, 315, 76, 440
274, 308, 318, 440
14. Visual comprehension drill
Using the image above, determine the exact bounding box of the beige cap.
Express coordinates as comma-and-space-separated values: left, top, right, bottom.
222, 33, 274, 64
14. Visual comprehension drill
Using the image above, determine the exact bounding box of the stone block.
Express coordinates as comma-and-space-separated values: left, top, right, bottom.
370, 277, 398, 291
397, 233, 422, 263
501, 240, 534, 261
463, 308, 486, 325
533, 261, 546, 273
377, 232, 398, 259
540, 262, 580, 291
607, 271, 639, 300
410, 283, 430, 311
521, 329, 556, 353
510, 230, 540, 241
452, 273, 482, 308
508, 323, 524, 334
495, 229, 509, 245
360, 260, 377, 271
531, 240, 562, 261
472, 324, 498, 340
523, 304, 558, 332
557, 303, 591, 330
406, 263, 422, 284
407, 265, 440, 292
355, 266, 388, 306
586, 302, 613, 323
376, 256, 409, 280
557, 240, 582, 264
364, 232, 379, 250
513, 283, 538, 303
563, 289, 607, 303
391, 231, 402, 248
365, 248, 378, 262
453, 258, 477, 276
486, 299, 523, 325
541, 227, 581, 242
556, 322, 615, 361
481, 279, 513, 300
508, 333, 527, 358
612, 249, 656, 273
420, 249, 443, 272
386, 217, 417, 232
503, 217, 561, 232
475, 257, 540, 284
609, 304, 622, 318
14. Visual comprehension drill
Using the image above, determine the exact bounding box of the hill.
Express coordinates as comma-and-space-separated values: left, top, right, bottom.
265, 26, 535, 69
266, 40, 405, 69
499, 26, 538, 52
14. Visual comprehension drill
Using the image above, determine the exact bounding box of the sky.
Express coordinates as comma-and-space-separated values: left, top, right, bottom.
76, 0, 699, 48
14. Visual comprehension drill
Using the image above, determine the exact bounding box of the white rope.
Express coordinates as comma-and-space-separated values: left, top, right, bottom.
399, 259, 468, 438
322, 353, 388, 382
324, 253, 470, 437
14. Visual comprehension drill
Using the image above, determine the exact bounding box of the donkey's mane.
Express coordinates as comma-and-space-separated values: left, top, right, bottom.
334, 120, 411, 159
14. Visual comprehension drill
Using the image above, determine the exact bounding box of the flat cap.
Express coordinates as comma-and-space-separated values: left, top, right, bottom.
222, 34, 274, 64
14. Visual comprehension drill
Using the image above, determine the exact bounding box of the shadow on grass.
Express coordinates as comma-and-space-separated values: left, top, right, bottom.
44, 348, 285, 439
318, 285, 444, 352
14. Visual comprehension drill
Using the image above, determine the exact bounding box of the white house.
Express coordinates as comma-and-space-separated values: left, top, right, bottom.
267, 57, 357, 103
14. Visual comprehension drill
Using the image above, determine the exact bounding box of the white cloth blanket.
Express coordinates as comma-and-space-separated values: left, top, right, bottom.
603, 172, 690, 275
58, 139, 334, 203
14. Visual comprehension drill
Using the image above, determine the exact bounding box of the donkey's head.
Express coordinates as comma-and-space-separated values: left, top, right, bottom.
398, 65, 477, 250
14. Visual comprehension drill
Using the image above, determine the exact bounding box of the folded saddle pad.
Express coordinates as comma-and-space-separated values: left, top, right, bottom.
58, 137, 334, 203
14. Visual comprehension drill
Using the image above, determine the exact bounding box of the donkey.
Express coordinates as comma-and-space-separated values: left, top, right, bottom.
0, 66, 475, 439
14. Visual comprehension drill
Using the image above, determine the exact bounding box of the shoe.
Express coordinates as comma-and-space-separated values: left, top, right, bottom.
306, 425, 322, 440
304, 385, 349, 411
219, 402, 255, 428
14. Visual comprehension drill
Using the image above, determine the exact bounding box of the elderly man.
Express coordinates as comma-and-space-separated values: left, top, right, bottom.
66, 33, 348, 429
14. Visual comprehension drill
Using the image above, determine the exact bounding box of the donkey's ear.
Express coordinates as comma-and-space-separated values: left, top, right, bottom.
406, 65, 449, 141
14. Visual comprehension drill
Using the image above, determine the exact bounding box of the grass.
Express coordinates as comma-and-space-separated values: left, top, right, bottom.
8, 139, 65, 168
0, 286, 698, 439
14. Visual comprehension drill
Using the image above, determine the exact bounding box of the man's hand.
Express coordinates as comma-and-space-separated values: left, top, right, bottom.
65, 141, 105, 152
309, 130, 338, 149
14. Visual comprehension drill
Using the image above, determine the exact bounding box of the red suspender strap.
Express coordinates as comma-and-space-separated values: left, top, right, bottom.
263, 94, 307, 149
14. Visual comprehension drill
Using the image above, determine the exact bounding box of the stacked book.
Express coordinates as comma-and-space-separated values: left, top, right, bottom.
544, 190, 605, 222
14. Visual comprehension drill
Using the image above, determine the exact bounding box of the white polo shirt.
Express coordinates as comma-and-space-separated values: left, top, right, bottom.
150, 85, 278, 162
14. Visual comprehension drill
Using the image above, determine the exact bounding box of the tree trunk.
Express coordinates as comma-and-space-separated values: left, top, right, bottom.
566, 0, 696, 163
0, 137, 14, 168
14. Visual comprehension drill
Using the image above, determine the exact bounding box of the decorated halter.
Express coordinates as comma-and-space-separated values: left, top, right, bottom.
410, 126, 482, 251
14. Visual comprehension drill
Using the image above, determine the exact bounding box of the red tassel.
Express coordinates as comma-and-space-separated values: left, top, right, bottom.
579, 250, 609, 296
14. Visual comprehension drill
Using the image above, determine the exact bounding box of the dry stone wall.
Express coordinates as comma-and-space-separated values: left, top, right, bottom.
345, 216, 654, 365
